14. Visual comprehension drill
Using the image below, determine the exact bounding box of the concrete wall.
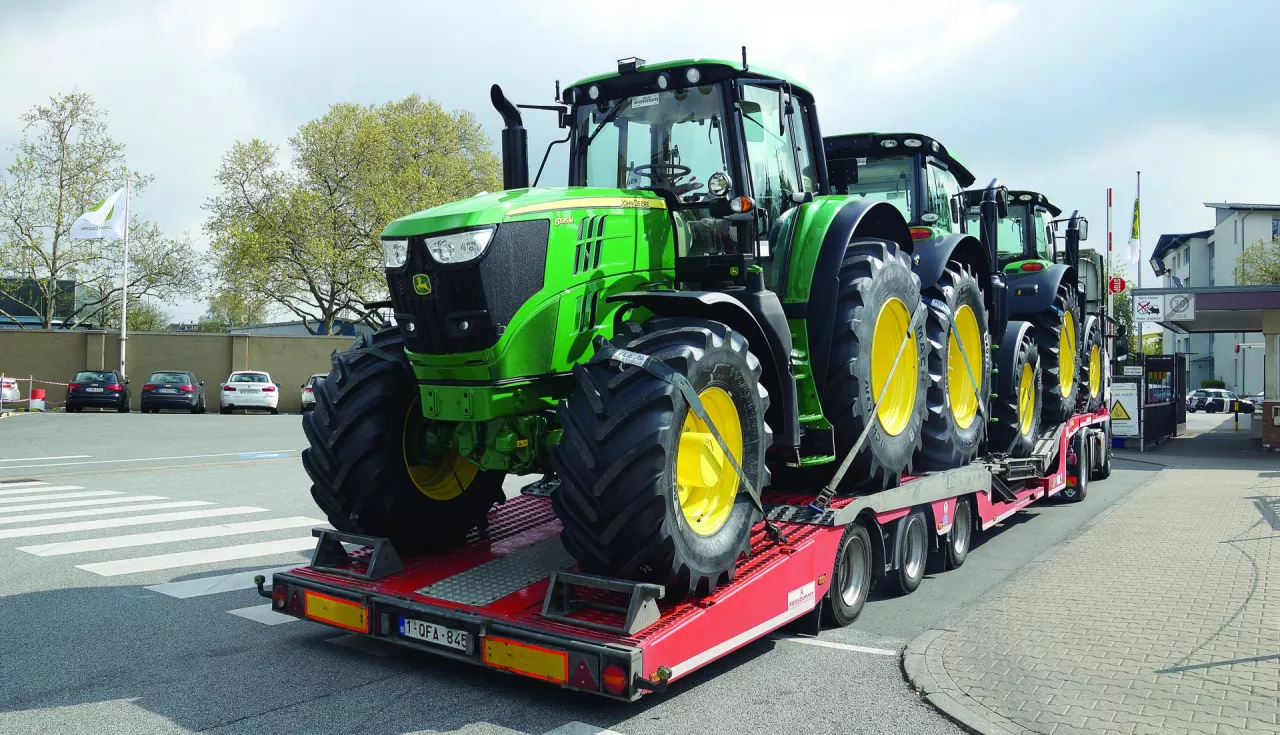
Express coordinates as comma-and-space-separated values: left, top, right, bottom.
0, 330, 354, 412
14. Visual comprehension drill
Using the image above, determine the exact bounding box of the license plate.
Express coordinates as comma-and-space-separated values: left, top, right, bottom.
86, 387, 104, 392
303, 590, 368, 633
160, 388, 177, 394
239, 388, 260, 394
482, 636, 568, 683
400, 617, 469, 651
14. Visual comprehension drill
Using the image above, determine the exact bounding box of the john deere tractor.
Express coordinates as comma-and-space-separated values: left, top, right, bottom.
823, 134, 1044, 462
303, 56, 1009, 596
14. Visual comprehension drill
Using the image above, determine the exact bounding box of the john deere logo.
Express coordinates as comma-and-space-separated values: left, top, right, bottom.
412, 274, 432, 295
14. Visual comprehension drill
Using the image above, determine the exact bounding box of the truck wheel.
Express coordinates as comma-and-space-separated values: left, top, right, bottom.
917, 262, 989, 471
821, 239, 928, 491
989, 321, 1043, 456
1079, 316, 1105, 413
1062, 438, 1089, 502
881, 510, 928, 595
944, 496, 973, 569
823, 522, 873, 627
302, 327, 506, 554
1093, 422, 1113, 480
551, 318, 771, 595
1029, 283, 1081, 424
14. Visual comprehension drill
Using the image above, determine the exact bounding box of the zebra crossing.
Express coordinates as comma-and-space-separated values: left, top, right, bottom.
0, 477, 325, 628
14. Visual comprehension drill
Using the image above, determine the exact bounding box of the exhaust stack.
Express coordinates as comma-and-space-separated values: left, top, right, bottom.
491, 84, 529, 190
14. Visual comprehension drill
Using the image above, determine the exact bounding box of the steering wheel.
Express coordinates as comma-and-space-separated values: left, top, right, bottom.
631, 163, 692, 181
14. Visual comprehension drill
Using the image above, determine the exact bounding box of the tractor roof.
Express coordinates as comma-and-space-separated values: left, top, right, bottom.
567, 58, 811, 99
1006, 190, 1062, 216
823, 133, 975, 187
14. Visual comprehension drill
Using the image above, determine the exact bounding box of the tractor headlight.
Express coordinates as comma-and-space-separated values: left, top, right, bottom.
425, 227, 495, 265
382, 239, 409, 268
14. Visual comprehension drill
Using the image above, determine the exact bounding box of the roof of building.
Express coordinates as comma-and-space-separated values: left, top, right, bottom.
1152, 229, 1213, 262
1203, 202, 1280, 211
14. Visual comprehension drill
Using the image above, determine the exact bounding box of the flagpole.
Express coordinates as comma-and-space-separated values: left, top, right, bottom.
119, 169, 129, 379
1135, 171, 1141, 291
1106, 187, 1113, 322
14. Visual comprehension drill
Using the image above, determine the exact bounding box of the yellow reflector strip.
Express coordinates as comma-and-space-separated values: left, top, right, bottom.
504, 196, 667, 217
482, 636, 568, 683
303, 590, 368, 633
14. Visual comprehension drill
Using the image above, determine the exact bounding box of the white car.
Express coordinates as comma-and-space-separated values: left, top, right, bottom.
219, 371, 280, 414
300, 373, 326, 411
0, 377, 20, 405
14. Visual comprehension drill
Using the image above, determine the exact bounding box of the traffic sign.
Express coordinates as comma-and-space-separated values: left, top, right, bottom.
1108, 276, 1126, 295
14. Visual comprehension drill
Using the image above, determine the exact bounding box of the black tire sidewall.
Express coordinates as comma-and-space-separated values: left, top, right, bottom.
919, 263, 990, 470
825, 523, 873, 626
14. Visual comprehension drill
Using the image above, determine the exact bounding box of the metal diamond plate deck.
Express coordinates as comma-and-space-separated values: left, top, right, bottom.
415, 536, 575, 606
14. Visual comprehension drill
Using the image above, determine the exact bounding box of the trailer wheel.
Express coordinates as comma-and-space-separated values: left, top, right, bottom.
1029, 283, 1081, 424
823, 522, 873, 627
1062, 438, 1089, 502
989, 321, 1043, 457
821, 239, 928, 491
944, 497, 973, 569
1079, 316, 1105, 413
551, 318, 770, 595
917, 262, 990, 471
302, 327, 506, 554
1093, 422, 1113, 480
881, 510, 928, 595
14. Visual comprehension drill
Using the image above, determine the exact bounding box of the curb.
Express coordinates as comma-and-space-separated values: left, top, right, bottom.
901, 468, 1171, 734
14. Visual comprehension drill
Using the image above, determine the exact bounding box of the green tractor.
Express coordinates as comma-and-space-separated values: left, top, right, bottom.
303, 56, 1004, 596
822, 133, 1044, 461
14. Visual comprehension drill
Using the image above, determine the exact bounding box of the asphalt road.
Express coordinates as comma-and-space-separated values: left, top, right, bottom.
0, 411, 1160, 735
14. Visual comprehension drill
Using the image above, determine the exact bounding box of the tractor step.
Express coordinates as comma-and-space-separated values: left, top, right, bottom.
520, 475, 560, 497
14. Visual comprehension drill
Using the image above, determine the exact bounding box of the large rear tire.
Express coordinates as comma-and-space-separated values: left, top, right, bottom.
1079, 316, 1105, 413
302, 327, 506, 554
551, 318, 771, 595
821, 239, 928, 491
917, 262, 990, 471
989, 321, 1043, 457
1029, 283, 1081, 423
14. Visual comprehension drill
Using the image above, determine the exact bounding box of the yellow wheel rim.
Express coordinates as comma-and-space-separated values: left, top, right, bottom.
675, 386, 742, 536
946, 304, 982, 430
1060, 310, 1076, 392
403, 403, 478, 501
871, 297, 919, 436
1018, 362, 1036, 436
1088, 344, 1101, 399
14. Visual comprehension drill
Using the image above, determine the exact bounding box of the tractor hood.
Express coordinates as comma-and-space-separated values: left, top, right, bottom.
381, 187, 667, 238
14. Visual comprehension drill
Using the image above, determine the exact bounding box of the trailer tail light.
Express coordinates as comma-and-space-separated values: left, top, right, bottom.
601, 663, 628, 696
272, 581, 288, 609
909, 227, 932, 240
179, 384, 195, 393
1020, 262, 1044, 272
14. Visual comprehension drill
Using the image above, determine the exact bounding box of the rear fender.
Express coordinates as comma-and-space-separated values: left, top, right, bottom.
608, 290, 801, 450
913, 233, 989, 291
1007, 263, 1075, 315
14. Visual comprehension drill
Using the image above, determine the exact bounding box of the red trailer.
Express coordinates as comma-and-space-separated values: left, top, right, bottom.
260, 409, 1111, 701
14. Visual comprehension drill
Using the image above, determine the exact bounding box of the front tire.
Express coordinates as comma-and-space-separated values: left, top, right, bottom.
551, 318, 770, 595
917, 262, 989, 471
989, 321, 1043, 457
302, 327, 506, 554
1079, 316, 1105, 413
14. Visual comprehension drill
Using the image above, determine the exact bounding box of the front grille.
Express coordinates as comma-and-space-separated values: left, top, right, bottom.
387, 220, 550, 355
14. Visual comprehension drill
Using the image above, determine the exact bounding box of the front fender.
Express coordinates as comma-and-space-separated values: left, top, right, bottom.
913, 233, 989, 291
1007, 263, 1075, 315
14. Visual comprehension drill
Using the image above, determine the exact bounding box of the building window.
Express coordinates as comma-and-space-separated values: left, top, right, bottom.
1273, 217, 1280, 240
1208, 242, 1215, 283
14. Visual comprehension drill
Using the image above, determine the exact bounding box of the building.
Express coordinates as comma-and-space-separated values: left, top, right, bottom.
1150, 202, 1280, 394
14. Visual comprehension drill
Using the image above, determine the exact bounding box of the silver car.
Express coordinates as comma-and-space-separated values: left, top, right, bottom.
300, 373, 326, 411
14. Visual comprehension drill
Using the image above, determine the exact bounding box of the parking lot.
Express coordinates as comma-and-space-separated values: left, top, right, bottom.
0, 411, 1162, 735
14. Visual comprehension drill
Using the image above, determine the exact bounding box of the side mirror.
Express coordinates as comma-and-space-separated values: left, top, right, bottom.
741, 101, 765, 143
1077, 219, 1089, 241
124, 379, 130, 385
996, 187, 1009, 219
199, 381, 204, 386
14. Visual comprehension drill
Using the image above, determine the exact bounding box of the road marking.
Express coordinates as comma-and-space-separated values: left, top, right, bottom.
770, 634, 897, 656
145, 564, 300, 599
0, 484, 82, 496
19, 516, 323, 556
0, 481, 48, 489
0, 495, 167, 515
541, 723, 625, 735
227, 604, 299, 626
0, 507, 268, 540
0, 455, 90, 463
77, 536, 317, 576
327, 634, 392, 657
0, 450, 296, 471
0, 490, 120, 504
239, 451, 291, 459
0, 500, 211, 525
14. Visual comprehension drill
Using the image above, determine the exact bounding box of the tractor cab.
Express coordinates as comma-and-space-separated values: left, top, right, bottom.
965, 189, 1063, 273
823, 133, 975, 242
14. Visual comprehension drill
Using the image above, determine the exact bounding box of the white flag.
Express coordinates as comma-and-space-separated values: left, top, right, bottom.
71, 187, 128, 239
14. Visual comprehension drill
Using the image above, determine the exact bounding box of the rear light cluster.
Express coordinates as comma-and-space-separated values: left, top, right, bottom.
143, 384, 156, 391
601, 663, 628, 696
107, 383, 123, 391
303, 386, 313, 393
223, 385, 236, 392
68, 383, 82, 390
262, 385, 276, 393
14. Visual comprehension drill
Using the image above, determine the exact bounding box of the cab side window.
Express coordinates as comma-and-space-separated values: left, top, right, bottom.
925, 164, 962, 231
742, 85, 802, 234
1034, 210, 1053, 260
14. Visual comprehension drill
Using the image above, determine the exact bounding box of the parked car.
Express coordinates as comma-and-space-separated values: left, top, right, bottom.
219, 370, 280, 414
0, 377, 20, 405
66, 370, 130, 413
300, 373, 326, 412
141, 370, 206, 414
1187, 388, 1252, 414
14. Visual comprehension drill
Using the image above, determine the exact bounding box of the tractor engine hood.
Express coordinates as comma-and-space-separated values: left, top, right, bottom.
381, 186, 667, 238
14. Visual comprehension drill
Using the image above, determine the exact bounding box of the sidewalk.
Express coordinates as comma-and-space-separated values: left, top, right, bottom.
905, 439, 1280, 734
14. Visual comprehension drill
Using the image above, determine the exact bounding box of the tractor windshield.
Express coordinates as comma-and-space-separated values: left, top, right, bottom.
576, 85, 730, 204
969, 204, 1030, 264
832, 155, 916, 222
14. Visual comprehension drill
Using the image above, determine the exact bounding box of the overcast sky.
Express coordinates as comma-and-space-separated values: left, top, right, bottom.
4, 0, 1280, 320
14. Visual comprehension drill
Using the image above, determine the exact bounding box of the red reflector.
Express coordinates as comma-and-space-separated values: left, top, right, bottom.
569, 660, 598, 691
143, 384, 156, 391
68, 383, 82, 390
179, 384, 195, 393
262, 385, 276, 392
107, 384, 123, 391
909, 227, 932, 240
1020, 262, 1044, 271
223, 385, 236, 392
601, 664, 627, 695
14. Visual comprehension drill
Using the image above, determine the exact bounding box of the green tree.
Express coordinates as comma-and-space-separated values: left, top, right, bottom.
198, 288, 270, 331
204, 94, 500, 335
0, 92, 201, 328
1233, 235, 1280, 284
1110, 265, 1137, 355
